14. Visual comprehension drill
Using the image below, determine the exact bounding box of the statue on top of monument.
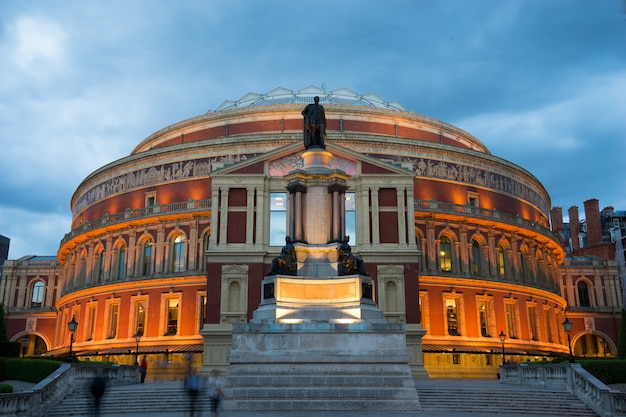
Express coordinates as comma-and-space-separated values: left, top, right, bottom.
302, 96, 326, 149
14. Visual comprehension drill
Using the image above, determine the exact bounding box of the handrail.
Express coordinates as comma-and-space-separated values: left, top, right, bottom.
500, 363, 626, 417
0, 363, 139, 417
61, 198, 212, 246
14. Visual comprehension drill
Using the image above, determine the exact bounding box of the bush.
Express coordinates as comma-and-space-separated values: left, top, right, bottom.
4, 358, 63, 383
0, 383, 12, 394
0, 341, 21, 357
581, 359, 626, 385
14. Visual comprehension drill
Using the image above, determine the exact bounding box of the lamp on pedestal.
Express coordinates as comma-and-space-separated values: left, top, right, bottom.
498, 330, 506, 366
561, 316, 574, 363
134, 332, 142, 365
67, 317, 78, 363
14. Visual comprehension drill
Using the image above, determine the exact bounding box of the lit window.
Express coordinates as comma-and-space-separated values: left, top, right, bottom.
446, 298, 460, 336
440, 236, 452, 272
505, 302, 517, 338
479, 301, 489, 337
166, 299, 179, 335
31, 282, 44, 308
136, 302, 146, 335
87, 306, 96, 341
497, 245, 506, 278
172, 235, 185, 272
108, 304, 119, 338
270, 192, 287, 246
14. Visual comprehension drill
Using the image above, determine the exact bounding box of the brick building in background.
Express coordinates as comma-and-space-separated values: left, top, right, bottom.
0, 87, 622, 379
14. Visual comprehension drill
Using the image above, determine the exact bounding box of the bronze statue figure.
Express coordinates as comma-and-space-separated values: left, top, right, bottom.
338, 236, 368, 276
267, 236, 297, 276
302, 96, 326, 149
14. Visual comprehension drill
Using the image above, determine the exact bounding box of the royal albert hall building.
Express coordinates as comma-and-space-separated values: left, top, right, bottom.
49, 86, 569, 379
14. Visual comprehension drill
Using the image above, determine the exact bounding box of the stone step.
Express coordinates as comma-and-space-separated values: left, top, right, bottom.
224, 398, 421, 412
226, 374, 415, 387
226, 386, 419, 399
415, 388, 599, 417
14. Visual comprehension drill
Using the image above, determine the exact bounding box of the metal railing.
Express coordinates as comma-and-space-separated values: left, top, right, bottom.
500, 363, 626, 417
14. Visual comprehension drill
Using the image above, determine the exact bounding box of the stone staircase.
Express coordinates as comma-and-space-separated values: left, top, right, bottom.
224, 363, 420, 412
45, 379, 601, 416
45, 381, 210, 417
415, 385, 599, 417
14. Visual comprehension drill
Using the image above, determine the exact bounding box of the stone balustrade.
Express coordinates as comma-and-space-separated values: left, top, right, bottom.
500, 363, 626, 417
0, 363, 139, 417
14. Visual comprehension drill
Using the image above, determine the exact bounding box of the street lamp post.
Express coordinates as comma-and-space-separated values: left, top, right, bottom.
134, 332, 142, 365
21, 336, 30, 357
499, 330, 506, 366
67, 317, 78, 363
562, 316, 574, 363
600, 338, 608, 357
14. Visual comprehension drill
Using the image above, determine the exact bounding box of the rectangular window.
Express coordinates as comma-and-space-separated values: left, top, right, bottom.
544, 308, 553, 343
199, 295, 207, 332
505, 302, 517, 338
345, 192, 356, 244
136, 301, 146, 335
108, 303, 119, 339
166, 299, 179, 335
87, 306, 96, 341
478, 301, 489, 337
269, 192, 287, 246
528, 306, 538, 341
446, 298, 460, 336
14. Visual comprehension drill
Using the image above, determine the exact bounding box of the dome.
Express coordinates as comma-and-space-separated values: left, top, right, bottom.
214, 86, 406, 112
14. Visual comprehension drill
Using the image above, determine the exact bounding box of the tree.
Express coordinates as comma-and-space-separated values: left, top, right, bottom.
617, 308, 626, 359
0, 303, 8, 341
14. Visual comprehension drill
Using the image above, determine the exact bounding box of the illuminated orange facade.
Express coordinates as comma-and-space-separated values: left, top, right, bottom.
3, 87, 619, 379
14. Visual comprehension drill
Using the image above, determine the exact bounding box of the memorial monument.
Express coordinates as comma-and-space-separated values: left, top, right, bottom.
223, 98, 422, 412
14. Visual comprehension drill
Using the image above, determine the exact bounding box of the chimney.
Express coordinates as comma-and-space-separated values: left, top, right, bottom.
550, 207, 564, 234
568, 206, 580, 251
584, 199, 602, 245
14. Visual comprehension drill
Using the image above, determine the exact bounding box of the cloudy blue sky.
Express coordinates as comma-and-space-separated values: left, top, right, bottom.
1, 1, 624, 258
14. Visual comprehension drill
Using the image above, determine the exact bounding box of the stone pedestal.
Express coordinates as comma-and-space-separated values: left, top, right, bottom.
222, 147, 423, 411
225, 322, 421, 412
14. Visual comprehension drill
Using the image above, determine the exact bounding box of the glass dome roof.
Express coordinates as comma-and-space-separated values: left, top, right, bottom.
213, 86, 405, 112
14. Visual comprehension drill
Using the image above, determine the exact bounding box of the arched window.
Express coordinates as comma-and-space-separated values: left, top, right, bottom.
497, 245, 506, 278
172, 235, 185, 273
142, 238, 153, 276
578, 281, 591, 307
117, 243, 126, 280
95, 249, 104, 283
31, 281, 44, 308
471, 239, 481, 275
439, 236, 452, 272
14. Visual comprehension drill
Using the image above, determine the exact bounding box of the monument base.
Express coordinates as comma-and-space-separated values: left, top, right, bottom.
224, 322, 421, 412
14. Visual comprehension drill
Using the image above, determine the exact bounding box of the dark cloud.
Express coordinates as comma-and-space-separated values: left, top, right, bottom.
0, 0, 624, 256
